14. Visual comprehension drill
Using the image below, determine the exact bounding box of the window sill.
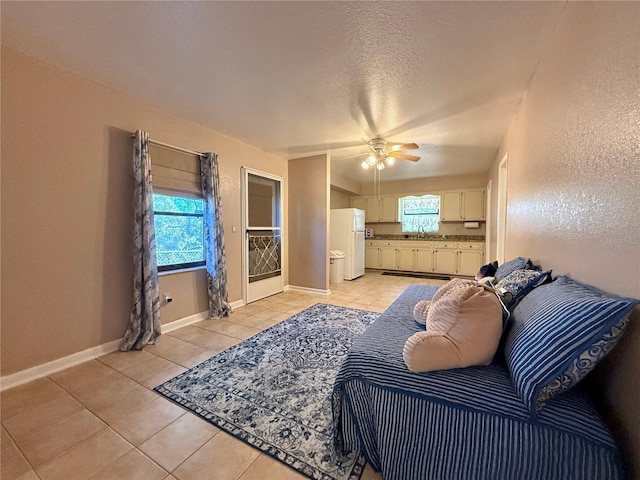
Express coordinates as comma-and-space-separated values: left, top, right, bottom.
159, 266, 207, 277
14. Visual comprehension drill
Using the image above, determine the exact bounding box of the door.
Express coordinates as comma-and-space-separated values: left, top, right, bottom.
242, 168, 283, 303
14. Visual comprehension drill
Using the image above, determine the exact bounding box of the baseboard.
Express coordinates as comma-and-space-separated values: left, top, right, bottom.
285, 284, 331, 295
0, 309, 210, 392
0, 338, 122, 392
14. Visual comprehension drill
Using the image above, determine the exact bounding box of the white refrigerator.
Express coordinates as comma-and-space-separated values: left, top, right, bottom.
330, 208, 365, 280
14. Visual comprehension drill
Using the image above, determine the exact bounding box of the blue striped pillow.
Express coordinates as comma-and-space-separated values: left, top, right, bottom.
504, 276, 638, 415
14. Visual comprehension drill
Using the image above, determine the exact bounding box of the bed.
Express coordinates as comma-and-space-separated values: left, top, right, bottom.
332, 284, 627, 480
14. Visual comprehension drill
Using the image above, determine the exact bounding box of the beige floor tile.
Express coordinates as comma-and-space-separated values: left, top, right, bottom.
110, 397, 186, 446
195, 319, 261, 341
119, 355, 181, 384
35, 428, 132, 480
168, 326, 238, 351
98, 349, 156, 372
238, 453, 307, 480
1, 378, 67, 420
1, 438, 33, 480
56, 367, 138, 407
89, 383, 158, 424
16, 408, 106, 466
139, 413, 219, 472
145, 335, 208, 364
179, 350, 217, 368
172, 431, 260, 480
2, 391, 83, 440
141, 364, 188, 389
48, 360, 117, 395
13, 470, 40, 480
88, 448, 167, 480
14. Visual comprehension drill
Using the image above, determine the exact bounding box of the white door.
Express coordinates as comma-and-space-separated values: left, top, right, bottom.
242, 168, 283, 303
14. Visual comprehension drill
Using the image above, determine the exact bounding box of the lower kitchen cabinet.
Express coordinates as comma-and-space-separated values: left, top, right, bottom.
365, 240, 484, 276
433, 248, 458, 274
415, 249, 434, 273
365, 246, 379, 269
458, 250, 484, 276
397, 248, 416, 271
379, 247, 398, 270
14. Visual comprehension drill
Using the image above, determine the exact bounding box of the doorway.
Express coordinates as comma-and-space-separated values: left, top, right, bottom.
496, 153, 508, 264
242, 168, 283, 304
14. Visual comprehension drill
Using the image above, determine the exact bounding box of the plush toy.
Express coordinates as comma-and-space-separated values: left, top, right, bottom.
403, 278, 503, 373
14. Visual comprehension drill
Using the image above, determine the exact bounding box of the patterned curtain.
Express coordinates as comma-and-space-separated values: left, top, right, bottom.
201, 153, 232, 318
120, 130, 161, 351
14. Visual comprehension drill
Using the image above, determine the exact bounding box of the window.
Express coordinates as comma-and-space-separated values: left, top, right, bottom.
399, 194, 440, 233
152, 193, 205, 272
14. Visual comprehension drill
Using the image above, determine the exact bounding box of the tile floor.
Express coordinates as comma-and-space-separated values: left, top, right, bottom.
1, 271, 445, 480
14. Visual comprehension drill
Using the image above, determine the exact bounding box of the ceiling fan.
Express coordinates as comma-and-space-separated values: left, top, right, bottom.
347, 137, 420, 170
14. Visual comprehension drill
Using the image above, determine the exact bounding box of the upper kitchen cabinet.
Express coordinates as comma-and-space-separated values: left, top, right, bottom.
440, 189, 485, 221
351, 195, 398, 223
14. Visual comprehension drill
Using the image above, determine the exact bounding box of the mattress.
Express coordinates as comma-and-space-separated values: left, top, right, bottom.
332, 285, 625, 480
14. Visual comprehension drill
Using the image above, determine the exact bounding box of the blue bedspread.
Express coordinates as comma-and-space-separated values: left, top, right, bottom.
332, 285, 625, 480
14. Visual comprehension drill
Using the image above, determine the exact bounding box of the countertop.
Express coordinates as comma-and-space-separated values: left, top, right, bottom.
369, 235, 485, 242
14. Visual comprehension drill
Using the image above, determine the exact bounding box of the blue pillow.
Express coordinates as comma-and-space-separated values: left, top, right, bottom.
504, 275, 638, 416
494, 257, 535, 283
494, 269, 552, 310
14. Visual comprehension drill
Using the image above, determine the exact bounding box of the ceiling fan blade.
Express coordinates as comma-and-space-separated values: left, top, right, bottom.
387, 142, 419, 151
388, 151, 420, 162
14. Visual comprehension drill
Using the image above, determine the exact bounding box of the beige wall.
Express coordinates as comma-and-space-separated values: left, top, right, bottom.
1, 48, 288, 375
288, 155, 330, 291
486, 3, 640, 474
330, 189, 352, 209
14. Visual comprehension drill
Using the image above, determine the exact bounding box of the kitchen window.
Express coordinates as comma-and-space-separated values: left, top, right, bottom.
399, 194, 440, 233
153, 192, 206, 272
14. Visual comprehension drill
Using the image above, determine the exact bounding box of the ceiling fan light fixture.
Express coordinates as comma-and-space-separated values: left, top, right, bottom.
385, 156, 396, 166
376, 161, 385, 170
361, 160, 370, 170
366, 155, 376, 166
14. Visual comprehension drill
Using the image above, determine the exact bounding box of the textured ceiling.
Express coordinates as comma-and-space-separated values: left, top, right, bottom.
1, 1, 565, 182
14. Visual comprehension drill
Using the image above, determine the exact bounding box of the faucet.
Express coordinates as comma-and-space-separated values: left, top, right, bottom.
418, 225, 425, 238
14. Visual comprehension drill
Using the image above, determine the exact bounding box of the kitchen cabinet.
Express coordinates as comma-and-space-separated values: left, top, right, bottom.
366, 240, 399, 269
351, 195, 398, 222
379, 246, 399, 270
397, 247, 416, 271
433, 242, 459, 274
415, 249, 434, 273
457, 242, 485, 276
365, 240, 484, 276
440, 189, 486, 221
440, 192, 462, 221
462, 190, 485, 221
365, 247, 379, 269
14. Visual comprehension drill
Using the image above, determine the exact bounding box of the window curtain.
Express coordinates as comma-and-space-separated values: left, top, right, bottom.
201, 153, 232, 318
120, 130, 161, 351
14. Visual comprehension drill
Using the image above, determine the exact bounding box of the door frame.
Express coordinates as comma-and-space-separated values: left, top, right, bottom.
496, 152, 509, 264
241, 167, 284, 304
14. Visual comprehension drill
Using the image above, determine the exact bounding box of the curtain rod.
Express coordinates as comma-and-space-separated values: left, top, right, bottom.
130, 133, 204, 157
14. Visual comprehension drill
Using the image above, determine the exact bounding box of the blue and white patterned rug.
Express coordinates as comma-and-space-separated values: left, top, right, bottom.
155, 303, 378, 480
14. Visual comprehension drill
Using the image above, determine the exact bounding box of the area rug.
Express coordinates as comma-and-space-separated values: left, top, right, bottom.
155, 303, 378, 480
